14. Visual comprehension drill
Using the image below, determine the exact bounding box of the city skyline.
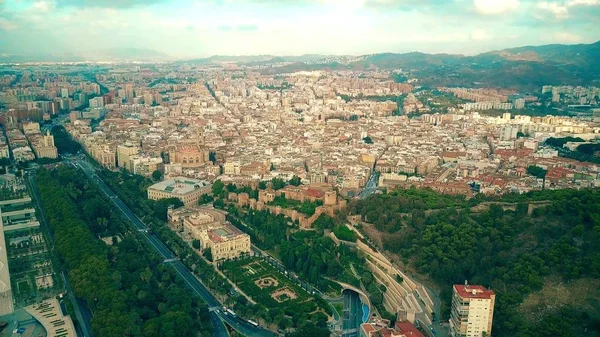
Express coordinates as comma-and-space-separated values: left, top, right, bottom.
1, 0, 600, 58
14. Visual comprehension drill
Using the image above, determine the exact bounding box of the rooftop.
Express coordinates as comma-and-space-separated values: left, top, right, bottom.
149, 176, 211, 195
395, 321, 425, 337
454, 284, 495, 300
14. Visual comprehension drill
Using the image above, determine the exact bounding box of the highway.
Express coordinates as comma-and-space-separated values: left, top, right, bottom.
72, 158, 275, 337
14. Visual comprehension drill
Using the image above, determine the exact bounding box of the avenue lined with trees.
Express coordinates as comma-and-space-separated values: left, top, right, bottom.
34, 166, 213, 337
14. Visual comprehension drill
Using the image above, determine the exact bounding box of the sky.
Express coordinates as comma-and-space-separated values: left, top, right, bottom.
0, 0, 599, 58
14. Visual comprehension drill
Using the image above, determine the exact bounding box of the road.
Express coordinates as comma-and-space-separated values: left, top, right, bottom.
358, 171, 379, 199
72, 158, 275, 337
341, 290, 363, 337
26, 174, 94, 337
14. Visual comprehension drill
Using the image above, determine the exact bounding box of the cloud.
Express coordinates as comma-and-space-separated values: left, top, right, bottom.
537, 1, 569, 19
55, 0, 167, 9
237, 24, 257, 31
567, 0, 600, 5
32, 0, 55, 12
553, 31, 583, 43
473, 0, 519, 14
535, 0, 600, 20
0, 17, 16, 30
470, 29, 490, 41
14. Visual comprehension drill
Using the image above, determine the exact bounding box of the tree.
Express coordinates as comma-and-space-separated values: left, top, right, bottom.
203, 248, 213, 262
198, 194, 214, 205
212, 180, 225, 196
289, 176, 302, 186
258, 181, 267, 190
209, 151, 217, 164
271, 177, 287, 190
363, 136, 373, 144
192, 240, 201, 249
527, 165, 547, 179
152, 170, 163, 181
213, 199, 225, 209
52, 125, 82, 154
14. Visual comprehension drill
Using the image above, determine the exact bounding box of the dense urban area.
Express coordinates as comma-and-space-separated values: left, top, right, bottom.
0, 43, 599, 337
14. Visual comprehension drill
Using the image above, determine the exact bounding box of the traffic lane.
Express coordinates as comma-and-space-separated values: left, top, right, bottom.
219, 314, 276, 337
210, 313, 229, 337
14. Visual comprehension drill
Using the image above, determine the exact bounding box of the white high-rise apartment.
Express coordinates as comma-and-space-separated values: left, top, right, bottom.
449, 283, 495, 337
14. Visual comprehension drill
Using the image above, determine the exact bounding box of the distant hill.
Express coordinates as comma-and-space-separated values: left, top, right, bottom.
81, 48, 172, 62
183, 55, 278, 64
343, 41, 600, 90
182, 54, 342, 65
485, 41, 600, 68
0, 48, 171, 63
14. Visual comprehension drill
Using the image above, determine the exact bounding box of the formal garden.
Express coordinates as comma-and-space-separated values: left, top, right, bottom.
220, 257, 331, 327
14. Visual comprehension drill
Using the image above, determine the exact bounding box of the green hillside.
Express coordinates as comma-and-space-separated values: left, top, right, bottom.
350, 187, 600, 337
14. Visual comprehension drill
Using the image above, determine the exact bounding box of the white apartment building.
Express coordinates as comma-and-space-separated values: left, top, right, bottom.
449, 284, 495, 337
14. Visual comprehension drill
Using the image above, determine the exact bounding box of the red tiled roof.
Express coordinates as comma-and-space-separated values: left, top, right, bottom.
454, 285, 495, 299
304, 188, 324, 198
395, 321, 425, 337
361, 323, 376, 333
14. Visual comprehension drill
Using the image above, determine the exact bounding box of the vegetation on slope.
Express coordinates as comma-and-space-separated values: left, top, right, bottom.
349, 187, 600, 337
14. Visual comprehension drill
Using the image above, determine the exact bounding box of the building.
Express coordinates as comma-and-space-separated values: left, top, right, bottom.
500, 125, 519, 141
224, 161, 241, 175
29, 131, 59, 159
0, 200, 15, 315
449, 284, 495, 337
129, 155, 163, 177
117, 143, 139, 168
89, 96, 104, 109
168, 208, 251, 261
361, 320, 425, 337
513, 98, 525, 109
147, 177, 212, 206
22, 122, 41, 135
169, 145, 208, 168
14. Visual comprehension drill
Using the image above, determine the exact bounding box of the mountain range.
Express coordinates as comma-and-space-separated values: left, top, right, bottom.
2, 41, 599, 90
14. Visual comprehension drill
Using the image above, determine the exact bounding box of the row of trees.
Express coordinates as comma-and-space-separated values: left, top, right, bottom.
352, 187, 600, 336
51, 125, 82, 155
35, 166, 213, 337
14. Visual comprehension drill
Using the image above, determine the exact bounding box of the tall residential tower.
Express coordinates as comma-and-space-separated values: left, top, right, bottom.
449, 283, 495, 337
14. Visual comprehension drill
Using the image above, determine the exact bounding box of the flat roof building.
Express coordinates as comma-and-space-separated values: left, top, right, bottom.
0, 205, 14, 315
450, 284, 495, 337
147, 177, 211, 206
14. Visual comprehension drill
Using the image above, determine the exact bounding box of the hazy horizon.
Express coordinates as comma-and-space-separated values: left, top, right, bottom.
1, 0, 599, 58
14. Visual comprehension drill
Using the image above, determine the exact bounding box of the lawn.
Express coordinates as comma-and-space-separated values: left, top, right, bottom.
221, 257, 330, 320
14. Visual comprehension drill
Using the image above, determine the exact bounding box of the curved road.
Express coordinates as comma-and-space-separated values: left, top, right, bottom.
73, 158, 275, 337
